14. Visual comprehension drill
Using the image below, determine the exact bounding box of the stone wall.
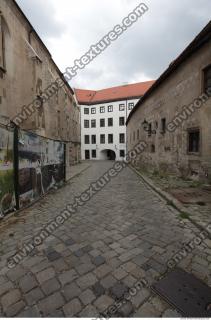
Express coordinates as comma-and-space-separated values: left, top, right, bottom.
0, 0, 81, 159
127, 40, 211, 182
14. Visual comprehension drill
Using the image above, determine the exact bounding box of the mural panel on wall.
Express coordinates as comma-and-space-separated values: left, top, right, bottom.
18, 130, 65, 208
0, 126, 15, 217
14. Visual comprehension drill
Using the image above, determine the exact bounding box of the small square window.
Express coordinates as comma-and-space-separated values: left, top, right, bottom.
188, 129, 200, 153
92, 150, 96, 158
84, 120, 89, 128
119, 117, 125, 126
108, 134, 113, 144
91, 119, 96, 128
84, 135, 90, 144
91, 108, 96, 114
128, 103, 134, 110
100, 106, 105, 113
100, 119, 105, 127
120, 150, 125, 157
108, 118, 113, 127
84, 108, 89, 114
108, 105, 113, 112
119, 104, 125, 111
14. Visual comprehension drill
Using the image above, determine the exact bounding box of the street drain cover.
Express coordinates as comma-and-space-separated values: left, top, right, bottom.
152, 268, 211, 317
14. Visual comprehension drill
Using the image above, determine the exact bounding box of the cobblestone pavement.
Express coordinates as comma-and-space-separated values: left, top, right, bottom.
0, 161, 210, 317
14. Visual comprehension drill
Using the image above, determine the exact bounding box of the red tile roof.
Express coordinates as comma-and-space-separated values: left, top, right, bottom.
75, 81, 155, 105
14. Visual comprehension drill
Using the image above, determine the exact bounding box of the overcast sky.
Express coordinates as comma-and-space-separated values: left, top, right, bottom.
16, 0, 211, 90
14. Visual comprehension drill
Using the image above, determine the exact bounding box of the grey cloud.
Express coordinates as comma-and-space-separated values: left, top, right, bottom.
16, 0, 66, 39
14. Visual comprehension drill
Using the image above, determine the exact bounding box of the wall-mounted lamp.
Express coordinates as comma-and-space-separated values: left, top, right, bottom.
141, 119, 156, 134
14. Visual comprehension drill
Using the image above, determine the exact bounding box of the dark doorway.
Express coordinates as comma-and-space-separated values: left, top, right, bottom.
107, 150, 116, 160
85, 150, 90, 160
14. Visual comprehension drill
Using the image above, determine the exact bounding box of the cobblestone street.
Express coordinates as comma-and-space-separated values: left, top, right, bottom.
0, 161, 210, 317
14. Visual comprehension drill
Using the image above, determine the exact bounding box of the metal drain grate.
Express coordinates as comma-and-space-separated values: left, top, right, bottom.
152, 268, 211, 317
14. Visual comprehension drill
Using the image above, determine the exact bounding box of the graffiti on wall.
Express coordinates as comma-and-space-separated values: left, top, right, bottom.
0, 126, 15, 217
18, 131, 65, 208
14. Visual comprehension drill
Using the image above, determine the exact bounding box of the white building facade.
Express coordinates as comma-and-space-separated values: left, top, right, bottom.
75, 82, 154, 161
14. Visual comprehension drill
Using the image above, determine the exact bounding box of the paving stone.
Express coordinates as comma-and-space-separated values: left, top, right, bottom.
134, 301, 161, 317
19, 274, 38, 293
79, 304, 99, 317
73, 249, 84, 257
41, 278, 61, 295
7, 266, 25, 281
25, 287, 45, 306
112, 267, 128, 280
36, 267, 56, 284
52, 258, 69, 272
162, 308, 181, 317
82, 245, 93, 253
94, 295, 114, 313
77, 263, 95, 275
0, 281, 14, 297
122, 275, 137, 287
110, 282, 129, 300
100, 275, 116, 289
94, 264, 112, 279
92, 255, 106, 266
18, 306, 40, 317
63, 282, 81, 301
121, 261, 137, 272
46, 250, 62, 262
92, 282, 105, 297
5, 300, 25, 317
76, 272, 97, 290
1, 289, 21, 311
63, 298, 82, 317
79, 289, 95, 305
132, 255, 148, 266
131, 288, 151, 308
64, 238, 76, 246
58, 269, 78, 286
38, 292, 65, 316
118, 301, 134, 317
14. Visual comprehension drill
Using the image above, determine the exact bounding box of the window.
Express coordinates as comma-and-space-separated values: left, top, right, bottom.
204, 65, 211, 92
148, 123, 152, 137
119, 117, 125, 126
128, 103, 134, 110
120, 150, 125, 157
92, 150, 96, 158
108, 134, 113, 144
84, 135, 90, 144
91, 135, 96, 144
188, 129, 200, 153
137, 129, 139, 140
100, 106, 105, 113
100, 118, 105, 127
119, 104, 125, 111
91, 108, 96, 114
108, 118, 113, 127
119, 133, 125, 144
108, 105, 113, 112
161, 118, 166, 134
151, 144, 155, 153
84, 120, 89, 128
100, 134, 105, 144
85, 150, 90, 159
133, 131, 135, 141
84, 108, 89, 114
91, 119, 96, 128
